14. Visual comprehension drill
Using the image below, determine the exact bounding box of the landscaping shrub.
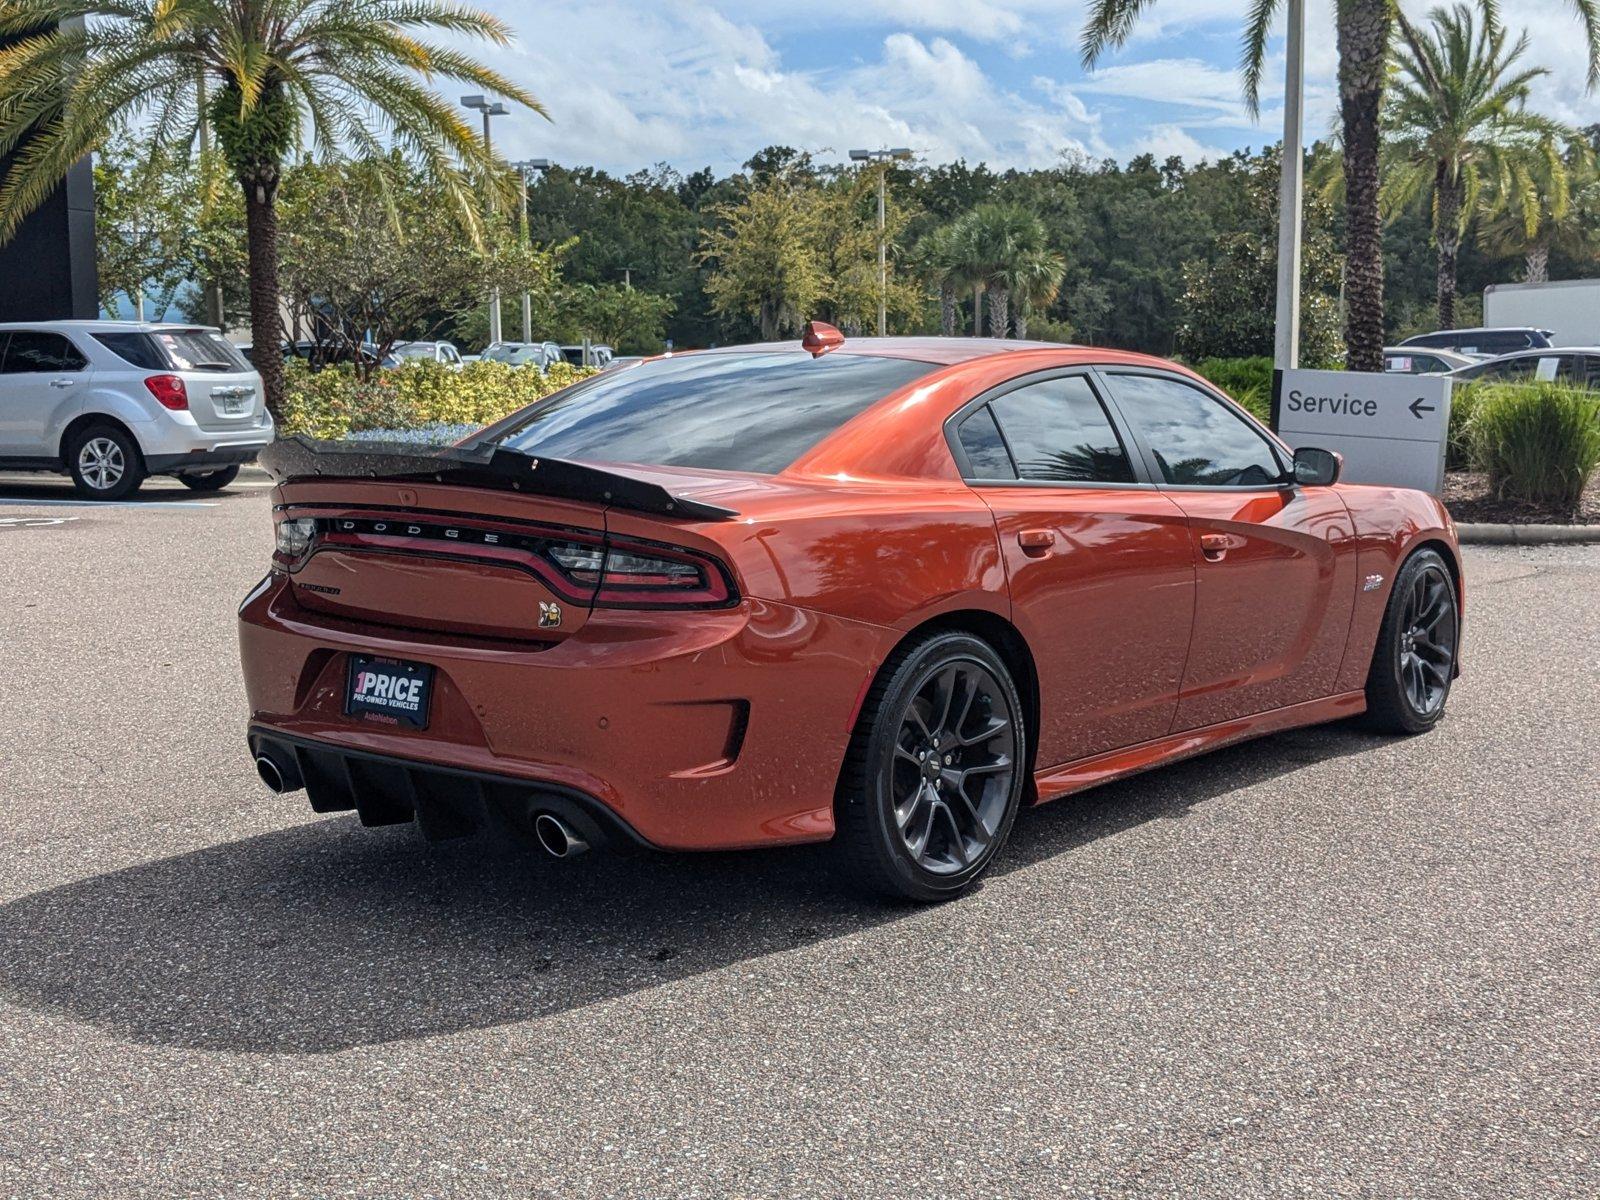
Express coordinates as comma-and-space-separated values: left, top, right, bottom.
1467, 383, 1600, 510
277, 359, 594, 440
1193, 356, 1274, 425
1446, 381, 1485, 471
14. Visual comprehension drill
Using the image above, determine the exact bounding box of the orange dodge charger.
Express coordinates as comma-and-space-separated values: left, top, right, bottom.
241, 327, 1462, 901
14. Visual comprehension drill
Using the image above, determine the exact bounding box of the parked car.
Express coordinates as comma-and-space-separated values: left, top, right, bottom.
558, 343, 614, 368
389, 341, 464, 370
1383, 347, 1476, 375
1398, 326, 1554, 358
245, 326, 1462, 902
481, 341, 563, 371
239, 339, 391, 370
0, 320, 272, 500
1448, 347, 1600, 387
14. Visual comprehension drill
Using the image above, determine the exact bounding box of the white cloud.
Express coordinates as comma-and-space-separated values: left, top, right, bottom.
467, 4, 1107, 172
446, 0, 1596, 176
1130, 123, 1233, 162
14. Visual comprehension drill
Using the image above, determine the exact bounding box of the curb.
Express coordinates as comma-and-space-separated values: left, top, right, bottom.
1457, 522, 1600, 545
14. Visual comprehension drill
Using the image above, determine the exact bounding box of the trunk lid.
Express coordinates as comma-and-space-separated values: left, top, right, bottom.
263, 440, 741, 643
148, 327, 267, 432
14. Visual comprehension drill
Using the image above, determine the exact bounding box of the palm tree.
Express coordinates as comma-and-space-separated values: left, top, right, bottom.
952, 203, 1061, 338
915, 224, 968, 337
1010, 248, 1066, 339
1385, 4, 1571, 328
1080, 0, 1600, 371
0, 0, 540, 414
1479, 142, 1599, 282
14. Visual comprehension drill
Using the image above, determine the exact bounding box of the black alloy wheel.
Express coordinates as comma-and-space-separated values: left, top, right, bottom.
1364, 548, 1459, 734
836, 632, 1026, 902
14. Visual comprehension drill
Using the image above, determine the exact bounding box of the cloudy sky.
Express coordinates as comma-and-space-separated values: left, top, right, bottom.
464, 1, 1596, 176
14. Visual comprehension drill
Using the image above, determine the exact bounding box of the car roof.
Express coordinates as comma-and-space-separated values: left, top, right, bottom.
0, 319, 215, 332
691, 335, 1107, 366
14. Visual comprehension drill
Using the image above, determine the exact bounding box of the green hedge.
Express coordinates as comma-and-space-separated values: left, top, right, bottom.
278, 359, 595, 440
1192, 356, 1274, 425
1465, 382, 1600, 510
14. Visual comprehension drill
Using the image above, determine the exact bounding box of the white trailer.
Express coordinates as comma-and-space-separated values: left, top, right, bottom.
1483, 279, 1600, 347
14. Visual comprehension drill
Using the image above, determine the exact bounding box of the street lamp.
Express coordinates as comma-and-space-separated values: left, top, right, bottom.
1273, 0, 1306, 376
849, 147, 913, 337
510, 158, 552, 344
463, 95, 511, 344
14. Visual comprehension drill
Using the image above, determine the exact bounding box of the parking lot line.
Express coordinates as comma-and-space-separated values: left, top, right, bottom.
0, 497, 219, 509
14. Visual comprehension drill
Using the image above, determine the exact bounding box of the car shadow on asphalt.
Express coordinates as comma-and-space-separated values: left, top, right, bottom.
0, 723, 1387, 1054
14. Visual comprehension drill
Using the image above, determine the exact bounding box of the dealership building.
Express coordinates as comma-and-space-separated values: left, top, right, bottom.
0, 23, 99, 323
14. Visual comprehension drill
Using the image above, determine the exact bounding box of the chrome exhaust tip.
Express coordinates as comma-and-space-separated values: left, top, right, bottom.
533, 812, 590, 859
254, 750, 303, 794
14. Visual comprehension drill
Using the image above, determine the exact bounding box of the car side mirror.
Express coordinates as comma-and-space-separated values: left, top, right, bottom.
1292, 447, 1342, 487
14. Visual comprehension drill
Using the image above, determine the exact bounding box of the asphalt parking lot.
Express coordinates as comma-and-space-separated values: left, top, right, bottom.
0, 474, 1595, 1199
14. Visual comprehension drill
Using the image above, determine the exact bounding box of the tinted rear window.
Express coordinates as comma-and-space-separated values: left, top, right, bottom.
94, 329, 250, 372
490, 352, 937, 473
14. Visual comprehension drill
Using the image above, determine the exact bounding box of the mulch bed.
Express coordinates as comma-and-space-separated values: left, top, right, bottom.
1442, 470, 1600, 526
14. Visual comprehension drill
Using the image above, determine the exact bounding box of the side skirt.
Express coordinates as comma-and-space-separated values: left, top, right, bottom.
1031, 691, 1368, 805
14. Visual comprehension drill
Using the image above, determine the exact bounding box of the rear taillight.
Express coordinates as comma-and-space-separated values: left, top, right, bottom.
272, 517, 316, 568
549, 536, 735, 609
144, 374, 188, 410
270, 512, 737, 609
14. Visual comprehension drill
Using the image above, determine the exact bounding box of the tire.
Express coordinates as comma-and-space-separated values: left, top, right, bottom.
178, 465, 241, 492
834, 631, 1027, 902
66, 423, 145, 501
1363, 548, 1460, 734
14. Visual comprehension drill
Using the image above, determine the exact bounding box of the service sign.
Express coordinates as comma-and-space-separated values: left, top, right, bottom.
1273, 368, 1452, 495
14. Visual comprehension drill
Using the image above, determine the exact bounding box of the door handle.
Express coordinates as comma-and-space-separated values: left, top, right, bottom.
50, 378, 74, 388
1199, 533, 1230, 561
1017, 529, 1055, 554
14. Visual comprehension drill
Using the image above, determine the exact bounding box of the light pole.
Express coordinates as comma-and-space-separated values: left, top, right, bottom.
1273, 0, 1306, 374
510, 158, 551, 344
849, 147, 913, 336
462, 94, 510, 345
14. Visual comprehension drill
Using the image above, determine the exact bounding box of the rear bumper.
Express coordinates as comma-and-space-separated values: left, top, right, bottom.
238, 574, 893, 851
147, 444, 266, 473
249, 728, 650, 849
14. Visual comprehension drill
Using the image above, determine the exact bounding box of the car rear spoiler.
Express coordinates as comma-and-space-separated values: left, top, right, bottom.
258, 436, 739, 521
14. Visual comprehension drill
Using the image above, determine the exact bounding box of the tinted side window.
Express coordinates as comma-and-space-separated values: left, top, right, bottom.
988, 376, 1135, 483
1110, 373, 1284, 487
2, 331, 87, 373
93, 332, 168, 370
1478, 356, 1539, 382
955, 406, 1016, 479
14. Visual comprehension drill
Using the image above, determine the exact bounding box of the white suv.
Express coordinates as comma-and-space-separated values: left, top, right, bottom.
0, 320, 273, 500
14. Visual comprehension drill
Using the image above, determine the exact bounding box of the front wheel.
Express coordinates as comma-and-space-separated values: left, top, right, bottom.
178, 465, 241, 492
178, 464, 240, 492
834, 632, 1026, 902
1363, 549, 1459, 734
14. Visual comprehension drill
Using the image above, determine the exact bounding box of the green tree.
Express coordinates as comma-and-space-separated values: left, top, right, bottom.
277, 158, 566, 370
550, 282, 674, 353
1479, 141, 1599, 282
1178, 152, 1345, 364
92, 138, 196, 319
1385, 4, 1573, 327
950, 203, 1063, 338
1080, 0, 1600, 370
0, 0, 539, 415
700, 170, 825, 340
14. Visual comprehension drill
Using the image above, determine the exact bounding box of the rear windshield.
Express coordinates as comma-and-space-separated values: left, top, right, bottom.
94, 329, 251, 373
488, 351, 937, 474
